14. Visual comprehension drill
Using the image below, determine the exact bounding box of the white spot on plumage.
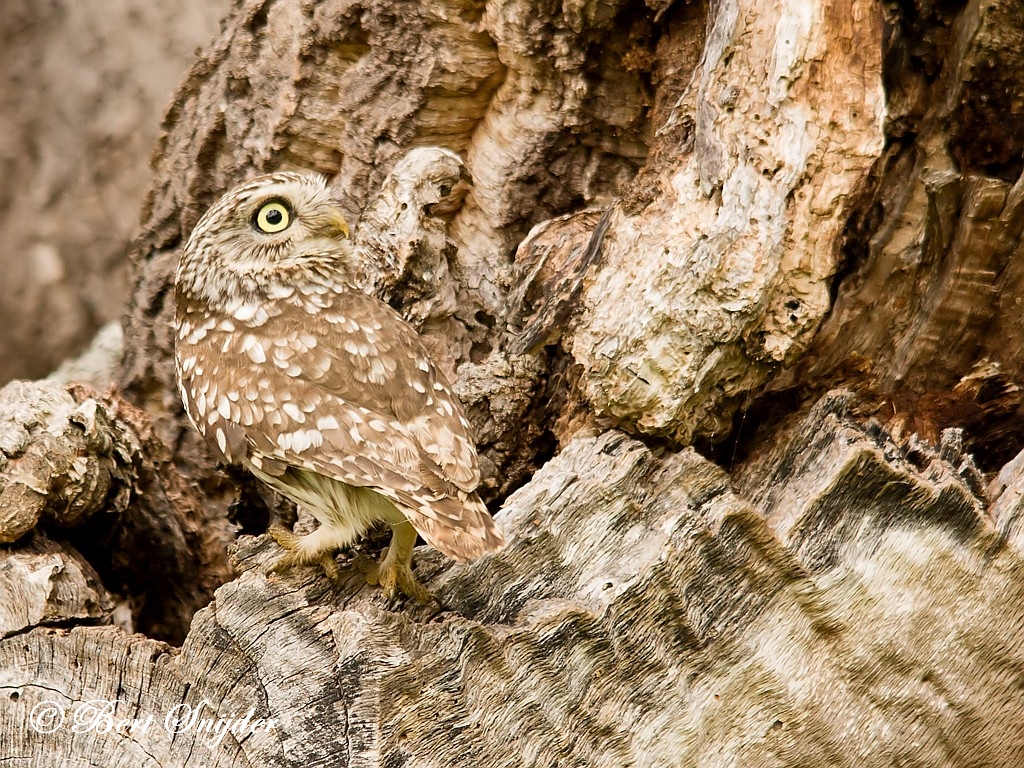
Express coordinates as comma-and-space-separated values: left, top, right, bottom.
215, 428, 227, 454
231, 300, 268, 324
412, 380, 426, 394
243, 335, 267, 363
283, 402, 304, 422
290, 431, 310, 452
266, 283, 295, 300
317, 415, 340, 430
185, 324, 209, 344
368, 359, 388, 383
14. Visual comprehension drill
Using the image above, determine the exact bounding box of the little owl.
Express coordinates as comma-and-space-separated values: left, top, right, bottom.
174, 171, 504, 602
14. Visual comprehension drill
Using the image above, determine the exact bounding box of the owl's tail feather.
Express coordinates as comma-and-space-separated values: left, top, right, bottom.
395, 488, 505, 562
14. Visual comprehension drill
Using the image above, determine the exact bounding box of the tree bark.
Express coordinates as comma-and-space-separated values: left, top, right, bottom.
3, 0, 1024, 765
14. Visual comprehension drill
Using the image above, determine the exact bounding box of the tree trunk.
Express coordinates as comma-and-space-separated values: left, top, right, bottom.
3, 0, 1024, 765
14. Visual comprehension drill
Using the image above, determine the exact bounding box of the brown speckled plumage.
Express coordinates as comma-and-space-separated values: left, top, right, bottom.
174, 172, 503, 599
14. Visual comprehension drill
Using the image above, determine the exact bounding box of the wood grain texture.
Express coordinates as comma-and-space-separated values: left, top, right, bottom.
0, 380, 231, 643
3, 401, 1023, 765
563, 0, 885, 442
771, 0, 1024, 469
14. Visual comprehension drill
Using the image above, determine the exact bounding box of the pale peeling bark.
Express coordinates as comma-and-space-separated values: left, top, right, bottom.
3, 0, 1024, 764
772, 0, 1024, 468
0, 380, 231, 642
563, 0, 885, 442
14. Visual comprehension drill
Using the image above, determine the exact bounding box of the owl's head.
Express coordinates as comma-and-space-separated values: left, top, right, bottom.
177, 172, 352, 304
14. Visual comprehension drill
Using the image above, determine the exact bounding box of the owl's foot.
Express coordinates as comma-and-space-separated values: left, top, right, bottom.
267, 524, 341, 584
366, 520, 434, 605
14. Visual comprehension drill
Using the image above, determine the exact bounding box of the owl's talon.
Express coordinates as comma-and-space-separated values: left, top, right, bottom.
266, 525, 341, 584
268, 524, 301, 551
366, 521, 435, 605
318, 554, 342, 585
367, 561, 434, 606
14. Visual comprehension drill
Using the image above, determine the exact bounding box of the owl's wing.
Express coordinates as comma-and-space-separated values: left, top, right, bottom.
290, 287, 482, 494
180, 286, 481, 496
239, 376, 502, 560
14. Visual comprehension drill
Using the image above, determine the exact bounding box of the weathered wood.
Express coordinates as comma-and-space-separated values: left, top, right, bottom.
771, 0, 1024, 469
0, 380, 231, 642
3, 399, 1022, 766
554, 0, 885, 443
0, 533, 113, 640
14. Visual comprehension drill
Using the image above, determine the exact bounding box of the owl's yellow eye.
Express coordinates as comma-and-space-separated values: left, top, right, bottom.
253, 200, 292, 233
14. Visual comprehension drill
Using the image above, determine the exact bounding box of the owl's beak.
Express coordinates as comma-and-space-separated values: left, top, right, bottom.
315, 206, 350, 239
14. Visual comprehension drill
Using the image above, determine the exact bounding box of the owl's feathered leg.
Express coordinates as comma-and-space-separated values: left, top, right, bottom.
267, 524, 342, 584
367, 520, 434, 604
